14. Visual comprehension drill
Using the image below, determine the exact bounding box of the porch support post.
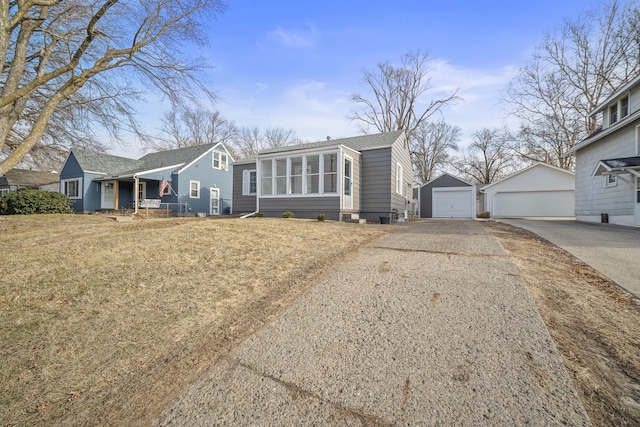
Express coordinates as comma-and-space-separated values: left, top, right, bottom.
134, 175, 139, 214
114, 180, 119, 210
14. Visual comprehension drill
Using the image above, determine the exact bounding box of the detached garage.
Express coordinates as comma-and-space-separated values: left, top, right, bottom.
481, 162, 575, 218
420, 173, 475, 218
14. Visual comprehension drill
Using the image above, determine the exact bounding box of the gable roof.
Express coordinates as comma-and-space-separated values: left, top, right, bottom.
71, 149, 142, 175
67, 143, 226, 178
420, 172, 472, 188
258, 130, 405, 156
592, 156, 640, 177
0, 169, 59, 187
481, 162, 574, 192
591, 73, 640, 116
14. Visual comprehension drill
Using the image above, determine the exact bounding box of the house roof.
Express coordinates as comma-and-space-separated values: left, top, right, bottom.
72, 149, 142, 175
481, 162, 574, 192
420, 172, 472, 188
592, 156, 640, 177
591, 73, 640, 116
69, 143, 222, 178
258, 130, 406, 155
0, 168, 59, 187
567, 109, 640, 155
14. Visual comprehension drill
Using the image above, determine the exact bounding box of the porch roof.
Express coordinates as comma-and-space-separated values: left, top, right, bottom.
592, 156, 640, 177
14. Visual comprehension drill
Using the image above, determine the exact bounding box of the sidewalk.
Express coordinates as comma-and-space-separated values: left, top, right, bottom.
156, 220, 590, 426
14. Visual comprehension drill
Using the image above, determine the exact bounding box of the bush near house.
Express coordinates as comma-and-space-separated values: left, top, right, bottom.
0, 189, 73, 214
317, 213, 326, 221
476, 211, 490, 219
282, 211, 294, 218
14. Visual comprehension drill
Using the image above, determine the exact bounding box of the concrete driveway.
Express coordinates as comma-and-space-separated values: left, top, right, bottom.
157, 220, 589, 426
500, 219, 640, 297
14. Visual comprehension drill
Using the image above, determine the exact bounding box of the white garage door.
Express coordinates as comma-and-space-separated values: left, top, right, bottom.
432, 187, 473, 218
493, 191, 575, 217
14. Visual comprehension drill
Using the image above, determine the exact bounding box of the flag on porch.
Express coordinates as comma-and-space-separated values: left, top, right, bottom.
159, 179, 169, 197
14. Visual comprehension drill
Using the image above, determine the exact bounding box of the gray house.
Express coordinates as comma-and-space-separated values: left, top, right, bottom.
0, 169, 59, 196
59, 143, 234, 215
418, 173, 475, 218
232, 131, 413, 223
567, 73, 640, 227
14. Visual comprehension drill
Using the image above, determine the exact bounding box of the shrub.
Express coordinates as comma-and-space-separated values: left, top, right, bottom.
476, 211, 490, 219
282, 211, 294, 218
0, 190, 73, 215
253, 211, 263, 218
317, 213, 326, 222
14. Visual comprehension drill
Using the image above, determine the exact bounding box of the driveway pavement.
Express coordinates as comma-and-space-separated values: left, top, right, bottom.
500, 219, 640, 297
156, 220, 590, 426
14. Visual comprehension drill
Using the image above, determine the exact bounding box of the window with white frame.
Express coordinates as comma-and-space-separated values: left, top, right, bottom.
323, 153, 337, 193
61, 178, 81, 199
0, 189, 9, 197
306, 155, 320, 194
242, 169, 257, 195
396, 162, 403, 194
259, 151, 339, 197
609, 94, 629, 125
261, 159, 273, 195
190, 180, 200, 198
213, 151, 228, 170
605, 174, 617, 187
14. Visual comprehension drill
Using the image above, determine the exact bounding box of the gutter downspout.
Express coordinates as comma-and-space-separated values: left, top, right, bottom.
133, 175, 139, 215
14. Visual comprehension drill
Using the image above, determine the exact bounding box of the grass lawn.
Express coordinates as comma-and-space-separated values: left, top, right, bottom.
0, 215, 387, 426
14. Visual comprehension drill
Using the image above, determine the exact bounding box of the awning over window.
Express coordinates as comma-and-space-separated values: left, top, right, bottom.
592, 156, 640, 177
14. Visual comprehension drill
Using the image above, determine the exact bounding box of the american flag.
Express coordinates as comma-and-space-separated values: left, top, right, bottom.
159, 179, 169, 197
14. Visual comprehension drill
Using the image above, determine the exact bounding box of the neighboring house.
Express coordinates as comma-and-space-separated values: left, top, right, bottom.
231, 131, 413, 223
418, 173, 475, 218
0, 168, 59, 196
59, 143, 233, 215
480, 162, 575, 218
567, 73, 640, 226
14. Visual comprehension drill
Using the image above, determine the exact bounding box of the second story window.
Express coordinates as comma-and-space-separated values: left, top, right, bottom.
621, 95, 629, 118
213, 151, 228, 170
610, 104, 618, 124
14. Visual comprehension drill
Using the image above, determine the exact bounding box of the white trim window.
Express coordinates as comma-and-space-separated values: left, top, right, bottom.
605, 174, 618, 187
61, 178, 81, 199
259, 151, 339, 197
0, 188, 9, 197
242, 169, 257, 195
609, 94, 630, 125
190, 180, 200, 198
396, 162, 403, 194
213, 151, 228, 170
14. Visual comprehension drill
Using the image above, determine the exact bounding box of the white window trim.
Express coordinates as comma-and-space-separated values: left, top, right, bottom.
190, 180, 200, 198
259, 151, 340, 198
608, 93, 630, 126
61, 178, 82, 199
242, 169, 257, 195
605, 174, 618, 188
213, 151, 228, 171
396, 162, 403, 194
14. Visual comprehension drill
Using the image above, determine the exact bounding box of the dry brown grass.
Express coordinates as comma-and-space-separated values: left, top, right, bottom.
0, 215, 387, 426
485, 221, 640, 426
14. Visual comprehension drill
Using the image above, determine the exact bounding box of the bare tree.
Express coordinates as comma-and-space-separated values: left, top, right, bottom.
0, 0, 227, 175
349, 51, 461, 143
411, 120, 460, 183
504, 0, 640, 170
232, 125, 299, 158
147, 107, 237, 151
454, 128, 515, 185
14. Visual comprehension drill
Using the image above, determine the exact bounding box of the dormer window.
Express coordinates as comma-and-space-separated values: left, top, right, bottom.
621, 95, 629, 118
610, 104, 618, 124
609, 94, 629, 125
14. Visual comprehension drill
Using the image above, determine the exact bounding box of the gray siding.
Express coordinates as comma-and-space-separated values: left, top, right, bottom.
419, 174, 472, 218
260, 197, 341, 220
390, 137, 414, 215
575, 123, 638, 217
360, 148, 392, 221
232, 162, 258, 214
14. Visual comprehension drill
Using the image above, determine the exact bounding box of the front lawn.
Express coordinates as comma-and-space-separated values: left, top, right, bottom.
0, 215, 387, 426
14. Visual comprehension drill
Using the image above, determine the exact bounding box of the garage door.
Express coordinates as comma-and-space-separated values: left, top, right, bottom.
432, 187, 473, 218
493, 191, 574, 217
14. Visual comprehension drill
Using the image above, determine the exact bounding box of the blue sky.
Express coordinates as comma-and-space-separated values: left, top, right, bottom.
119, 0, 603, 157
